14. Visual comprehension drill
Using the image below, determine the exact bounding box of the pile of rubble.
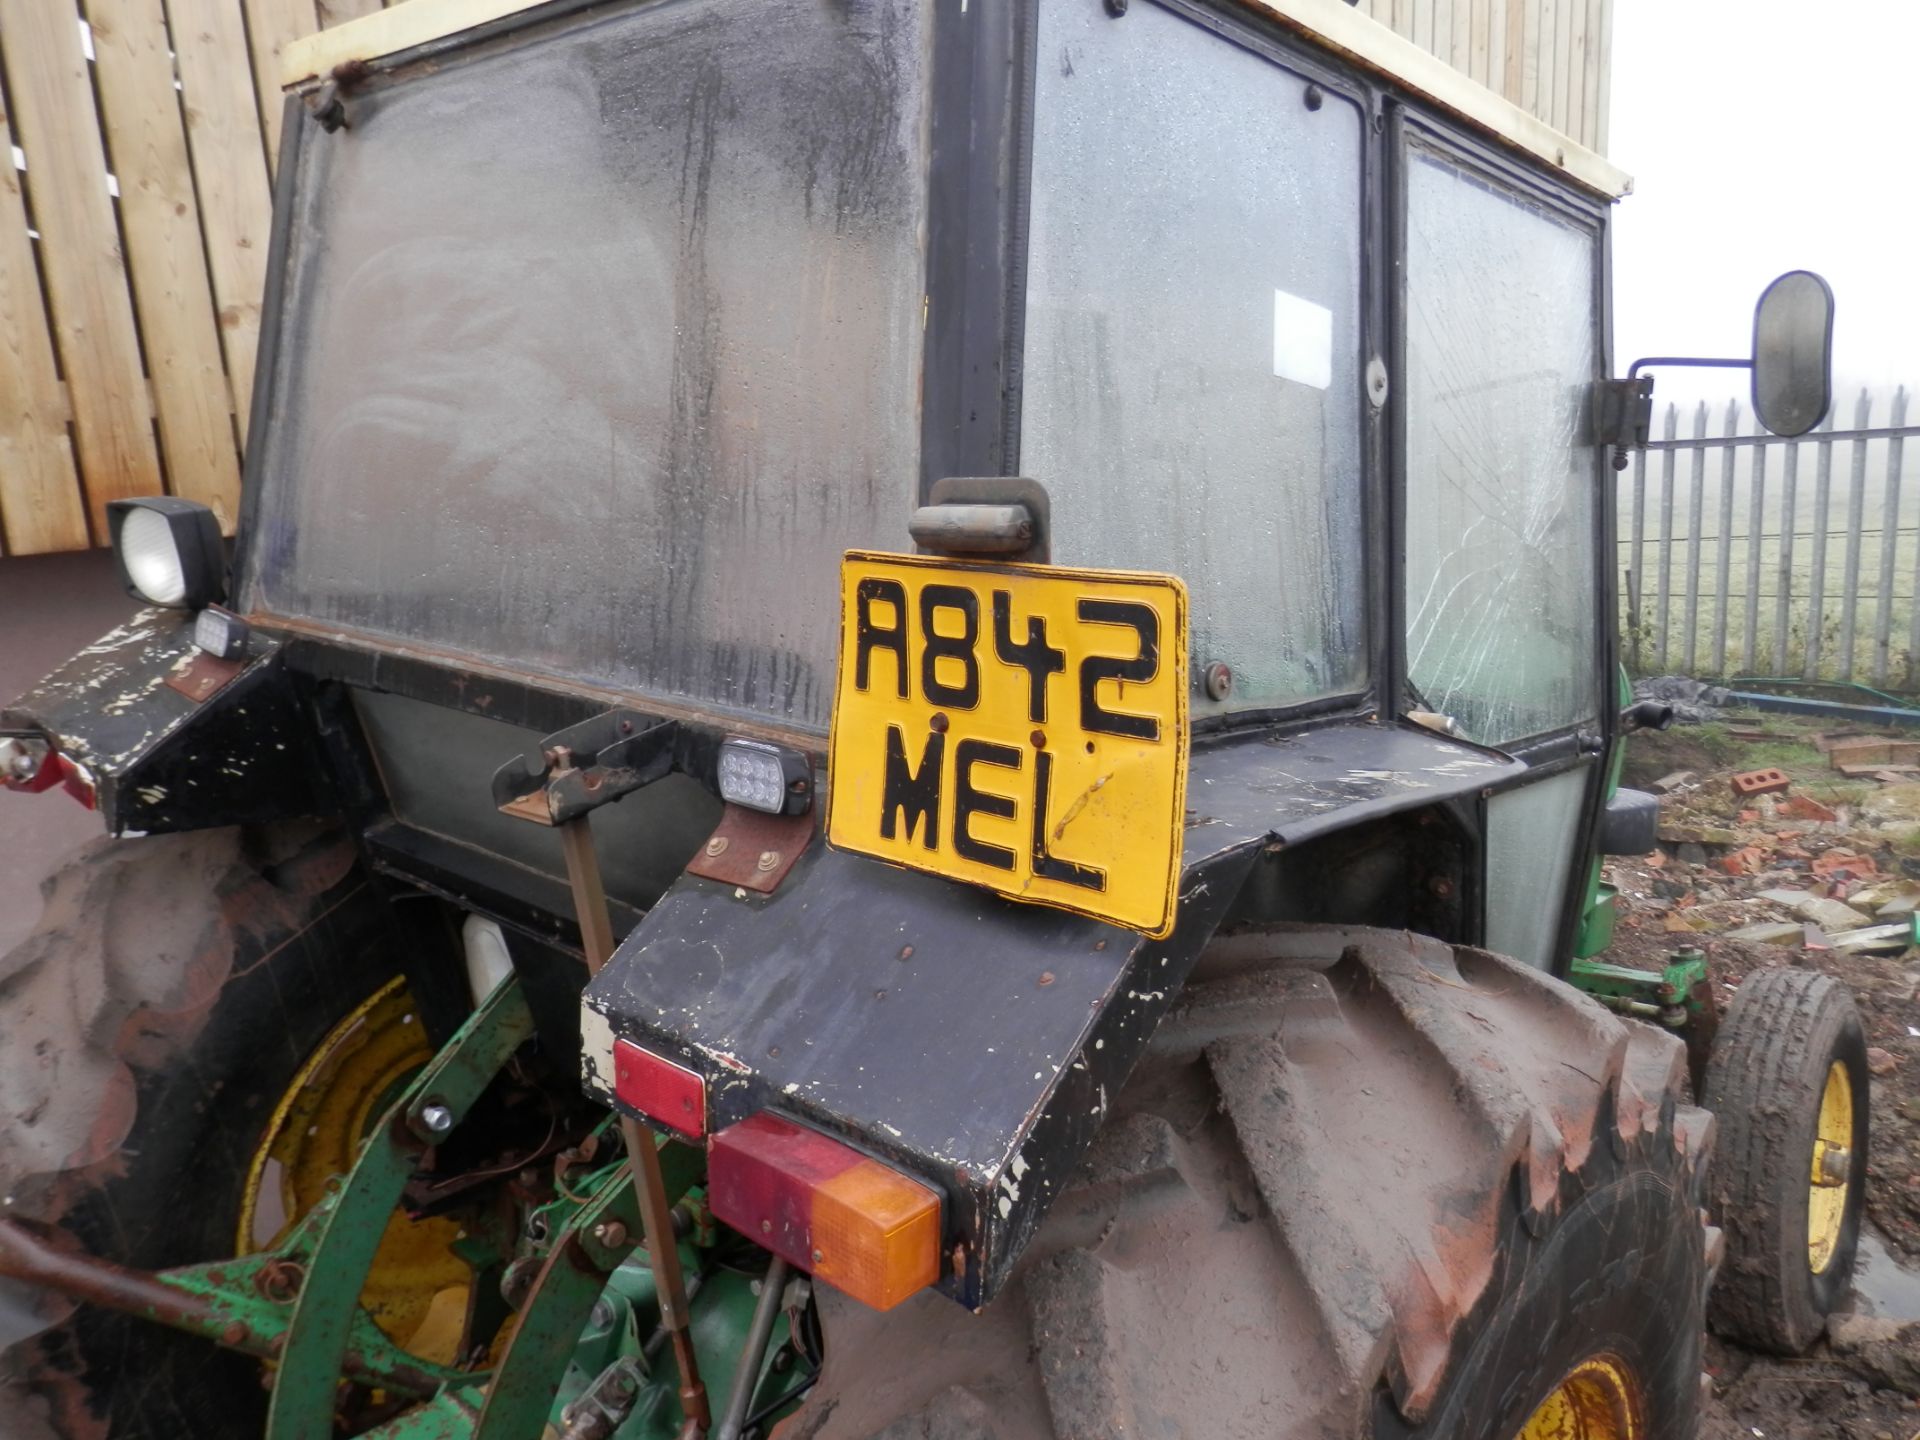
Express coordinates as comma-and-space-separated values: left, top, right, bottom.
1624, 731, 1920, 963
1617, 719, 1920, 1437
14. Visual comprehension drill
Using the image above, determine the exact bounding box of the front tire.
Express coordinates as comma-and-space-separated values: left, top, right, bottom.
1703, 966, 1870, 1354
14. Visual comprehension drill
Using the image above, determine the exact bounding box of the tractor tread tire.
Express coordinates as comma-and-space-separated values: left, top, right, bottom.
0, 823, 394, 1440
785, 926, 1710, 1440
1702, 965, 1869, 1354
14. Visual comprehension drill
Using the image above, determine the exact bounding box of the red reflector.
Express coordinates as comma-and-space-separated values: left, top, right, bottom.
708, 1112, 940, 1311
612, 1038, 706, 1138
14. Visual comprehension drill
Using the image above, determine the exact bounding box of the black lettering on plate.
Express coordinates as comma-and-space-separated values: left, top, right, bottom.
855, 578, 909, 698
1030, 748, 1105, 892
1076, 599, 1161, 740
992, 590, 1065, 723
920, 584, 981, 708
953, 738, 1019, 870
880, 725, 944, 849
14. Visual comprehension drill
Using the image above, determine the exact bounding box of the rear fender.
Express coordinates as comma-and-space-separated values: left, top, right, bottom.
582, 720, 1522, 1308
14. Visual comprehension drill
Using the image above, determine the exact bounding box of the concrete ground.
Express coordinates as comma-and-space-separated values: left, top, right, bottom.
0, 551, 133, 955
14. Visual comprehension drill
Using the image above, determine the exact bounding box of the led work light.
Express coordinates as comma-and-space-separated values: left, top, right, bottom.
716, 738, 811, 815
107, 498, 226, 610
191, 606, 251, 662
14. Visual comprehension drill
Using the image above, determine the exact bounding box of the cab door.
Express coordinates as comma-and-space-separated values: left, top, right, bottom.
1394, 121, 1611, 970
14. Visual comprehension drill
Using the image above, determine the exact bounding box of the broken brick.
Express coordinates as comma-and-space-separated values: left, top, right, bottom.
1720, 846, 1768, 876
1779, 795, 1839, 823
1811, 850, 1877, 880
1730, 768, 1790, 797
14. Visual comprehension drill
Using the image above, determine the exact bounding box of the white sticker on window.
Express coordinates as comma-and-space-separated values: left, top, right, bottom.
1272, 288, 1333, 391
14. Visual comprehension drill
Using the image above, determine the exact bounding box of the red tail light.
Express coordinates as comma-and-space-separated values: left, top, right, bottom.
708, 1112, 940, 1311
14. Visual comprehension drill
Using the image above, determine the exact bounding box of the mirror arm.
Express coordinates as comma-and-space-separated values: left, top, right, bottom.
1598, 357, 1755, 471
1624, 355, 1753, 382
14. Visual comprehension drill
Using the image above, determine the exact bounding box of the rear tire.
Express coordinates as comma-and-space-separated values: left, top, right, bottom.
0, 825, 405, 1440
782, 927, 1710, 1439
1702, 966, 1869, 1354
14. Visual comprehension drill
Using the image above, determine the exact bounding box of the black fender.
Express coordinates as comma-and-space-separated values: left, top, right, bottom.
582, 721, 1523, 1308
2, 612, 333, 835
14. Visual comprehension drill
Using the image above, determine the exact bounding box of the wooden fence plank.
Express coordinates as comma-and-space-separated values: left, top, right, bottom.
245, 0, 320, 169
1564, 0, 1586, 138
0, 0, 162, 542
89, 0, 243, 529
1503, 0, 1527, 106
1521, 0, 1542, 115
1464, 0, 1488, 84
166, 0, 274, 447
1579, 0, 1605, 150
1593, 0, 1613, 152
1552, 0, 1574, 134
1485, 0, 1506, 103
0, 133, 87, 554
1443, 0, 1466, 79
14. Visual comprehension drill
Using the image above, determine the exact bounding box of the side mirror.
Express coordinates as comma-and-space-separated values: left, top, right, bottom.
1606, 269, 1838, 464
1750, 270, 1835, 438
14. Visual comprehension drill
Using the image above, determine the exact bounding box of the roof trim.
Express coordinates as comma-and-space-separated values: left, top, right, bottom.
1237, 0, 1631, 199
280, 0, 548, 87
281, 0, 1631, 201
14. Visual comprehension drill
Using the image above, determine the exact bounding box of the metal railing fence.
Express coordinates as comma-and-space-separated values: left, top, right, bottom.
1619, 385, 1920, 690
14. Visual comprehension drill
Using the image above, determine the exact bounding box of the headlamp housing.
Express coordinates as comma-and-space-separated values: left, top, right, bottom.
107, 498, 226, 610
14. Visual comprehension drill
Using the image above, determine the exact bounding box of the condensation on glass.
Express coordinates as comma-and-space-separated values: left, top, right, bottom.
1020, 2, 1368, 713
240, 0, 931, 733
1484, 767, 1587, 969
1404, 151, 1600, 745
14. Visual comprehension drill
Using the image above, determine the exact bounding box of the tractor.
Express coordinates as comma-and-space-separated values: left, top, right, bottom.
0, 1, 1869, 1437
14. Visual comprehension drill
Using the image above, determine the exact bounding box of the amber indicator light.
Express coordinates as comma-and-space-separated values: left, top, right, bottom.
708, 1111, 941, 1311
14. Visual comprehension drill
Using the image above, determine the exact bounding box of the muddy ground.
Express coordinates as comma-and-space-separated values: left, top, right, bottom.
1608, 717, 1920, 1438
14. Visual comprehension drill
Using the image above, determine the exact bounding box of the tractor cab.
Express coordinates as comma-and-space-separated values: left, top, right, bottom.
0, 3, 1861, 1438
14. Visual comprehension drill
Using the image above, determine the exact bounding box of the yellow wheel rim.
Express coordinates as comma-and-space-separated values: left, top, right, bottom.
1515, 1354, 1643, 1440
1808, 1059, 1854, 1273
238, 977, 474, 1365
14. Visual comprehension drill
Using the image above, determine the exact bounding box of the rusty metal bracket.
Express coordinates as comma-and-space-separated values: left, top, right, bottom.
163, 650, 246, 704
492, 709, 676, 826
684, 805, 813, 894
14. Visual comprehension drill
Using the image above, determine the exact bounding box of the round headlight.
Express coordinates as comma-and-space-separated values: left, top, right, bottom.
119, 506, 189, 605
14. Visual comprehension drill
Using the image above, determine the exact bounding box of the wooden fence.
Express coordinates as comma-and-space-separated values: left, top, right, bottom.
1619, 386, 1920, 691
0, 0, 1610, 558
0, 0, 390, 557
1349, 0, 1613, 153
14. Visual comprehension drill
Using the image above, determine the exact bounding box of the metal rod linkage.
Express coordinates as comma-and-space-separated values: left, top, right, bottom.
558, 811, 711, 1437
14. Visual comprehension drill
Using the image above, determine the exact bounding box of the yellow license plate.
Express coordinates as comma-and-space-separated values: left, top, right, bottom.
828, 551, 1189, 938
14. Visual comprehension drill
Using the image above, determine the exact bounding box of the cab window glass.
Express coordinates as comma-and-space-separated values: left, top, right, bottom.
239, 0, 930, 733
1403, 149, 1600, 745
1021, 1, 1367, 713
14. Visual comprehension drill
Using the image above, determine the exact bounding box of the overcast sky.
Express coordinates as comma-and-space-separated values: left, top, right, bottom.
1609, 1, 1920, 404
